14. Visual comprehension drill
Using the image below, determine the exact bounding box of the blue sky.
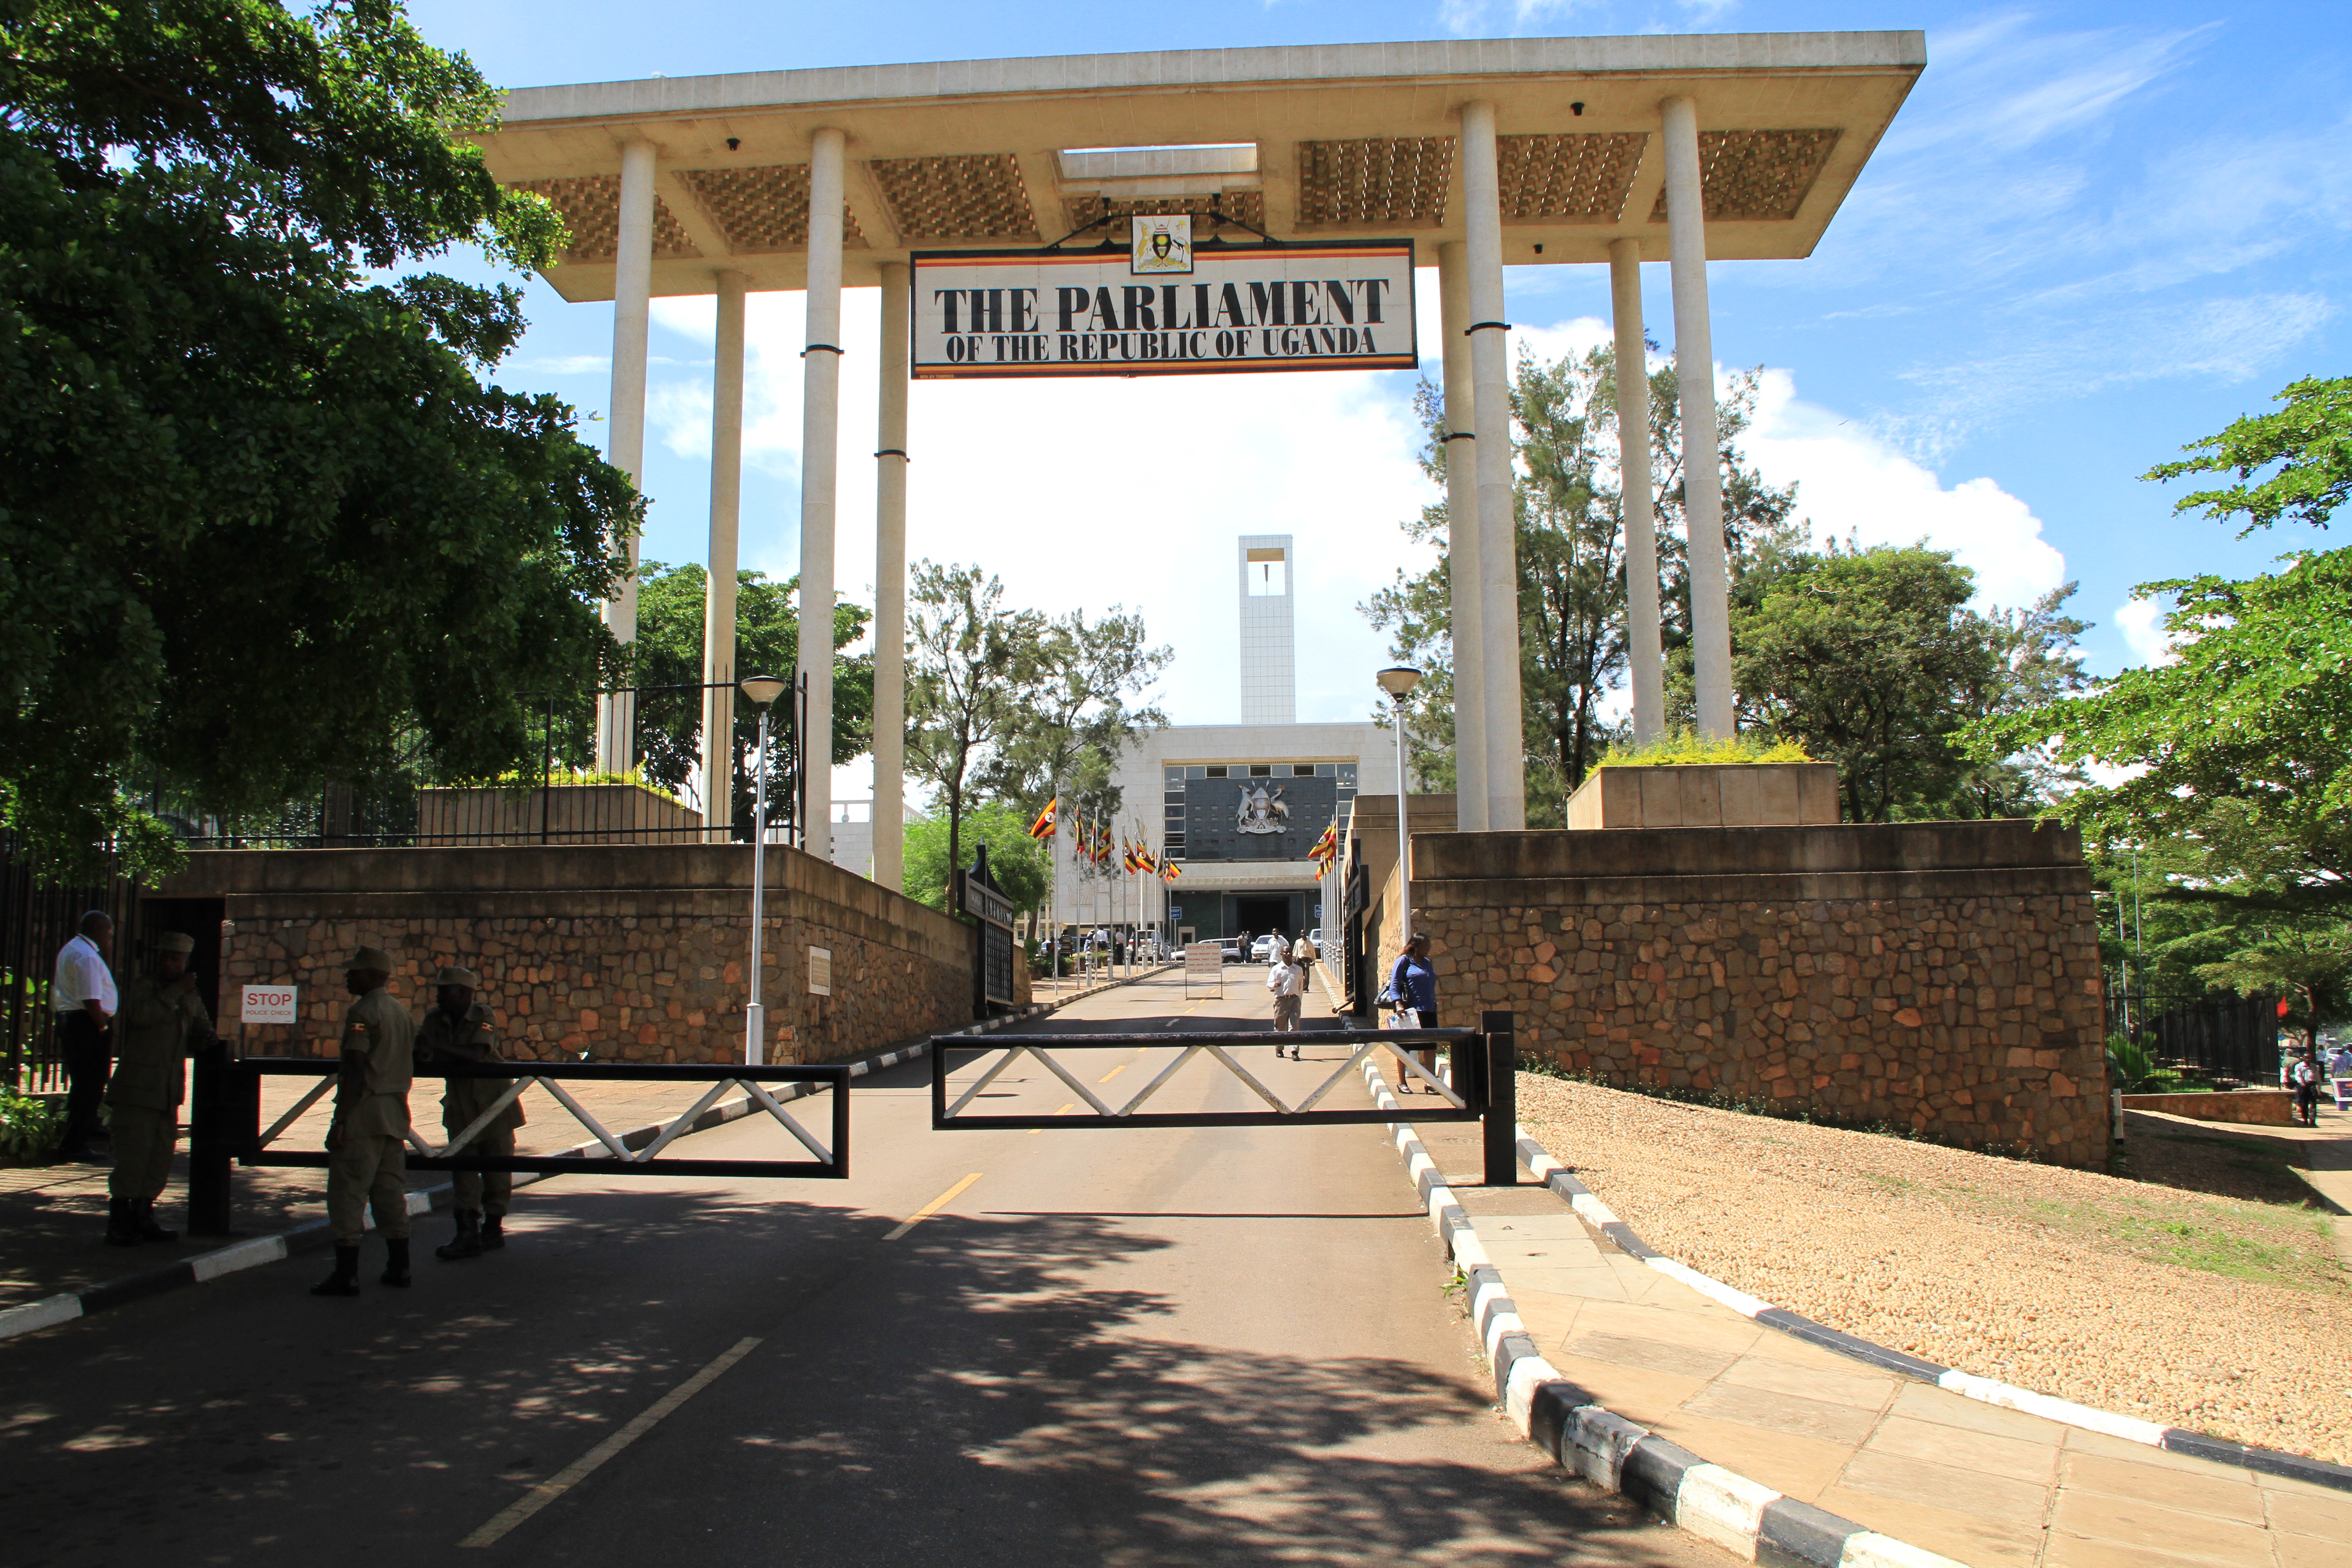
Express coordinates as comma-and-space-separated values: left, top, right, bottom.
405, 0, 2351, 786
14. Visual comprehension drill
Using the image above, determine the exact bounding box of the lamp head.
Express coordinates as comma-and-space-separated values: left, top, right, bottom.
1376, 666, 1422, 700
738, 675, 789, 708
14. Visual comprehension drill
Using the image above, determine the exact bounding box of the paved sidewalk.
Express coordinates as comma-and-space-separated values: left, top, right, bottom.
1401, 1078, 2352, 1568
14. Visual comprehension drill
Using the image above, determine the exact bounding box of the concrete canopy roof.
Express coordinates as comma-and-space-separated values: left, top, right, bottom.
480, 32, 1924, 303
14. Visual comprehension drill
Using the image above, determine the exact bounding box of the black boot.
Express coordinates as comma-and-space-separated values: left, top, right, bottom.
436, 1210, 482, 1261
380, 1237, 412, 1288
104, 1196, 141, 1247
311, 1245, 361, 1296
134, 1199, 177, 1243
480, 1212, 505, 1252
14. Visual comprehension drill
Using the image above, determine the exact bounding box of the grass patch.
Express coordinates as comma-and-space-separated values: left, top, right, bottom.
1596, 730, 1811, 768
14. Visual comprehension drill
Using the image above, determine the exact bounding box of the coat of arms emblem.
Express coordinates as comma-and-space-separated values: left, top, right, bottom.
1235, 782, 1289, 836
1130, 214, 1193, 276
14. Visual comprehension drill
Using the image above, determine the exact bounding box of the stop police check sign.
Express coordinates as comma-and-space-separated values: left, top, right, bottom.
241, 985, 299, 1025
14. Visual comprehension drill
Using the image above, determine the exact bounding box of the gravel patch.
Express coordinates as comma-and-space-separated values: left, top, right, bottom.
1517, 1074, 2352, 1465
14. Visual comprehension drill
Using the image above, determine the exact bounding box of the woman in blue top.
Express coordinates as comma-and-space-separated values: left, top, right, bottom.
1388, 934, 1441, 1093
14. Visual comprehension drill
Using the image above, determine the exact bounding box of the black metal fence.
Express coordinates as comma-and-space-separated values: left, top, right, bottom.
0, 834, 141, 1093
160, 679, 807, 850
2107, 989, 2281, 1084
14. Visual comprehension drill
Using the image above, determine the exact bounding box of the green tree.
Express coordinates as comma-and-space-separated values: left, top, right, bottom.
630, 562, 872, 823
2195, 922, 2352, 1055
903, 563, 1047, 881
976, 606, 1169, 822
0, 0, 630, 878
901, 802, 1050, 918
1364, 346, 1798, 822
1734, 543, 2067, 823
1971, 376, 2352, 912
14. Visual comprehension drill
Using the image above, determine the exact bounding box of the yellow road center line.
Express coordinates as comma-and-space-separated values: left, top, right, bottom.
884, 1172, 983, 1240
1098, 1063, 1127, 1084
460, 1335, 761, 1548
1027, 1102, 1077, 1134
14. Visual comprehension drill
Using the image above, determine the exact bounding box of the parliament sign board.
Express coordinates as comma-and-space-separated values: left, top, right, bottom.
911, 236, 1416, 380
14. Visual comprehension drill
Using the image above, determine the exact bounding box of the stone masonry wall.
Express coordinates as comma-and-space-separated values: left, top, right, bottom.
1379, 821, 2110, 1166
163, 844, 976, 1065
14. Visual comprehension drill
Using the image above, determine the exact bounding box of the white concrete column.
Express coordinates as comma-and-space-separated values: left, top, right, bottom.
598, 135, 658, 775
699, 269, 748, 833
1609, 238, 1666, 745
872, 263, 911, 891
1662, 96, 1735, 738
1435, 244, 1489, 833
1459, 101, 1525, 830
796, 127, 847, 860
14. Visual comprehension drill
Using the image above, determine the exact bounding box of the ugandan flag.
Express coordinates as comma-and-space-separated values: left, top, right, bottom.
1308, 824, 1339, 867
1121, 840, 1141, 874
1161, 858, 1182, 882
1028, 798, 1058, 839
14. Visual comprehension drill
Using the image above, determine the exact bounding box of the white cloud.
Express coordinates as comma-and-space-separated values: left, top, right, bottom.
652, 277, 1447, 737
1742, 369, 2068, 611
2113, 595, 2179, 667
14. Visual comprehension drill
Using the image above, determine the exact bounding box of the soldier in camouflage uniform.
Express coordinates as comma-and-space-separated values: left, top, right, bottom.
414, 964, 526, 1260
312, 945, 416, 1297
103, 931, 214, 1245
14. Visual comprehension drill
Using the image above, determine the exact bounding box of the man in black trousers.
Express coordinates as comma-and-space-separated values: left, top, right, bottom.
52, 910, 117, 1162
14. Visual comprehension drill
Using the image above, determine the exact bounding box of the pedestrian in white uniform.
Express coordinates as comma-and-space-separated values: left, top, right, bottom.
1267, 952, 1305, 1053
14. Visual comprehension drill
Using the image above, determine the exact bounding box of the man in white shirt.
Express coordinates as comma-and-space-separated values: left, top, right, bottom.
53, 911, 118, 1162
1266, 950, 1305, 1054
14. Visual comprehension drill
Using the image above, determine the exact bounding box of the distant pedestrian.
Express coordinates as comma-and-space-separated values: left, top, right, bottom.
415, 965, 526, 1261
52, 910, 117, 1162
1291, 931, 1317, 971
1387, 935, 1441, 1094
1267, 952, 1305, 1053
313, 946, 417, 1297
103, 931, 214, 1245
2289, 1047, 2321, 1127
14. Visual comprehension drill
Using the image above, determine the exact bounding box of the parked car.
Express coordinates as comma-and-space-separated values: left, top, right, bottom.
1250, 934, 1283, 962
1217, 939, 1246, 965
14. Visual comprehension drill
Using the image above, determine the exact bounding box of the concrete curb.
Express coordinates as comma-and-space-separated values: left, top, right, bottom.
1357, 1054, 1971, 1568
0, 1017, 1022, 1347
1509, 1119, 2352, 1498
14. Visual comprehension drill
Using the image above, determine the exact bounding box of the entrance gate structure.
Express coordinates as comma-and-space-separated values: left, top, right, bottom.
931, 1015, 1523, 1186
475, 32, 1925, 880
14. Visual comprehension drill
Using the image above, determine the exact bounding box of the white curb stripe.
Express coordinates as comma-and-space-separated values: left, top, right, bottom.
1936, 1369, 2170, 1446
190, 1236, 285, 1283
0, 1293, 83, 1338
1644, 1256, 1774, 1318
1674, 1463, 1782, 1558
1841, 1533, 1971, 1568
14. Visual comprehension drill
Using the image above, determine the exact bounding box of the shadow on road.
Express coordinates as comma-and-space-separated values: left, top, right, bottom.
2, 1173, 1690, 1567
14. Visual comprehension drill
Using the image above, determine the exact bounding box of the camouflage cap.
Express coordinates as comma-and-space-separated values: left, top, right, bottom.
346, 945, 395, 973
435, 965, 481, 989
157, 931, 196, 955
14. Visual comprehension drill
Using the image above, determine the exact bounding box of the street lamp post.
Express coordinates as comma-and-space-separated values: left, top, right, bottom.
1377, 666, 1423, 946
738, 674, 789, 1066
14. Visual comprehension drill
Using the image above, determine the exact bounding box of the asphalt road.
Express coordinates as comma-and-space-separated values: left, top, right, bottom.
0, 971, 1722, 1568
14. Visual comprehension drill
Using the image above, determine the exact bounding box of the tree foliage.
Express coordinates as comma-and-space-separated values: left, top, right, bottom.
902, 561, 1165, 887
1733, 544, 2087, 822
902, 802, 1051, 919
2195, 922, 2352, 1053
0, 0, 632, 877
629, 562, 872, 821
1972, 374, 2352, 912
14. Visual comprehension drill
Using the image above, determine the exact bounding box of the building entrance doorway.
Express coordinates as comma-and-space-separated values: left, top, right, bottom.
1235, 896, 1290, 943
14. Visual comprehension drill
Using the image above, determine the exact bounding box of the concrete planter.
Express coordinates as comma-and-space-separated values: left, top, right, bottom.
1566, 763, 1840, 830
415, 783, 703, 845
